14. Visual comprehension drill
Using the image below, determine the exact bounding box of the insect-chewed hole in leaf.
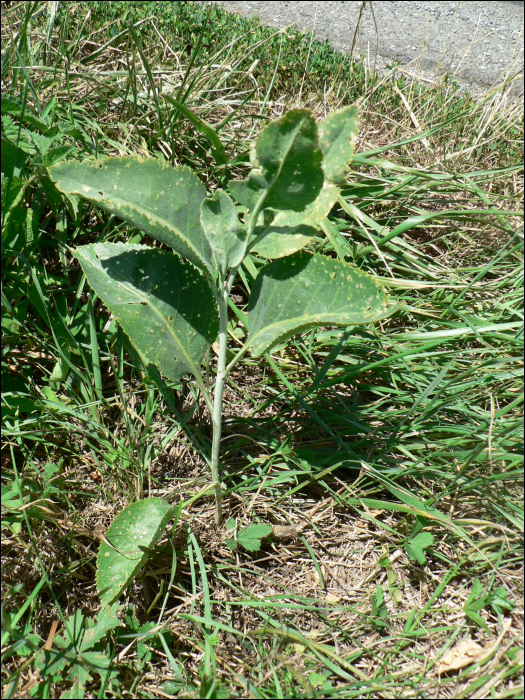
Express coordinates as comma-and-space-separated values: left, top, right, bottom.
168, 316, 173, 322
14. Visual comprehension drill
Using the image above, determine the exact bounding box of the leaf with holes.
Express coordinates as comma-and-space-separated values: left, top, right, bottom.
228, 109, 323, 212
318, 104, 359, 185
251, 103, 360, 255
74, 242, 219, 382
48, 157, 213, 273
97, 498, 179, 607
249, 182, 340, 260
42, 104, 397, 531
250, 224, 317, 259
266, 182, 341, 230
247, 252, 396, 357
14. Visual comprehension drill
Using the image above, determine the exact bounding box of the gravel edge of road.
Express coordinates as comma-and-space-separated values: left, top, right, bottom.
197, 1, 524, 103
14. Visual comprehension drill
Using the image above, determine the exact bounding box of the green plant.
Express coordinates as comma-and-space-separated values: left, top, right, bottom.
463, 578, 516, 632
32, 604, 123, 699
225, 521, 274, 553
404, 531, 434, 565
1, 0, 523, 695
46, 105, 397, 603
370, 584, 388, 630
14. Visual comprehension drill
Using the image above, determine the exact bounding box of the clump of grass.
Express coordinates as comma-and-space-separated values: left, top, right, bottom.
1, 1, 523, 698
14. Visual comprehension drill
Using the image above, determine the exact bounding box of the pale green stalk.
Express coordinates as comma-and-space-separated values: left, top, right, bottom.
209, 284, 229, 525
208, 193, 267, 525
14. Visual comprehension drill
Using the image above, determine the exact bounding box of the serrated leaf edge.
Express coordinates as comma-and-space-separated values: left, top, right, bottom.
248, 259, 393, 357
49, 159, 212, 274
74, 242, 218, 381
319, 105, 360, 186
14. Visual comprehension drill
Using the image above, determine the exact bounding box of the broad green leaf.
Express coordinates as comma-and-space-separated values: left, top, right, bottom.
405, 532, 434, 565
309, 672, 330, 688
250, 225, 316, 259
251, 184, 340, 259
404, 543, 425, 564
267, 183, 340, 229
63, 609, 85, 648
48, 157, 212, 273
35, 646, 74, 676
248, 252, 394, 357
78, 651, 112, 672
96, 497, 177, 607
229, 109, 323, 212
62, 667, 90, 699
318, 105, 359, 184
410, 532, 434, 549
74, 243, 219, 382
200, 189, 246, 275
228, 177, 261, 213
237, 523, 273, 552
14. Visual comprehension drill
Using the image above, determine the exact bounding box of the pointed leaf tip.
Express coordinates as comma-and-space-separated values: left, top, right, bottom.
48, 157, 213, 273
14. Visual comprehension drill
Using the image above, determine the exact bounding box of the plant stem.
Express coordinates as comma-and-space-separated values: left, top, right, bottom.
207, 193, 268, 526
209, 191, 270, 525
210, 286, 229, 526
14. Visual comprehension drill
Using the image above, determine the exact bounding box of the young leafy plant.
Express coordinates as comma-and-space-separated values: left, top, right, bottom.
404, 531, 434, 565
225, 522, 274, 553
33, 604, 123, 699
47, 106, 397, 603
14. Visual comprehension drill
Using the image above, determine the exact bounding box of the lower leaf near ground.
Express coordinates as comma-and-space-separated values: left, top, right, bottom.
238, 523, 273, 552
74, 243, 219, 382
247, 252, 395, 357
96, 498, 178, 607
